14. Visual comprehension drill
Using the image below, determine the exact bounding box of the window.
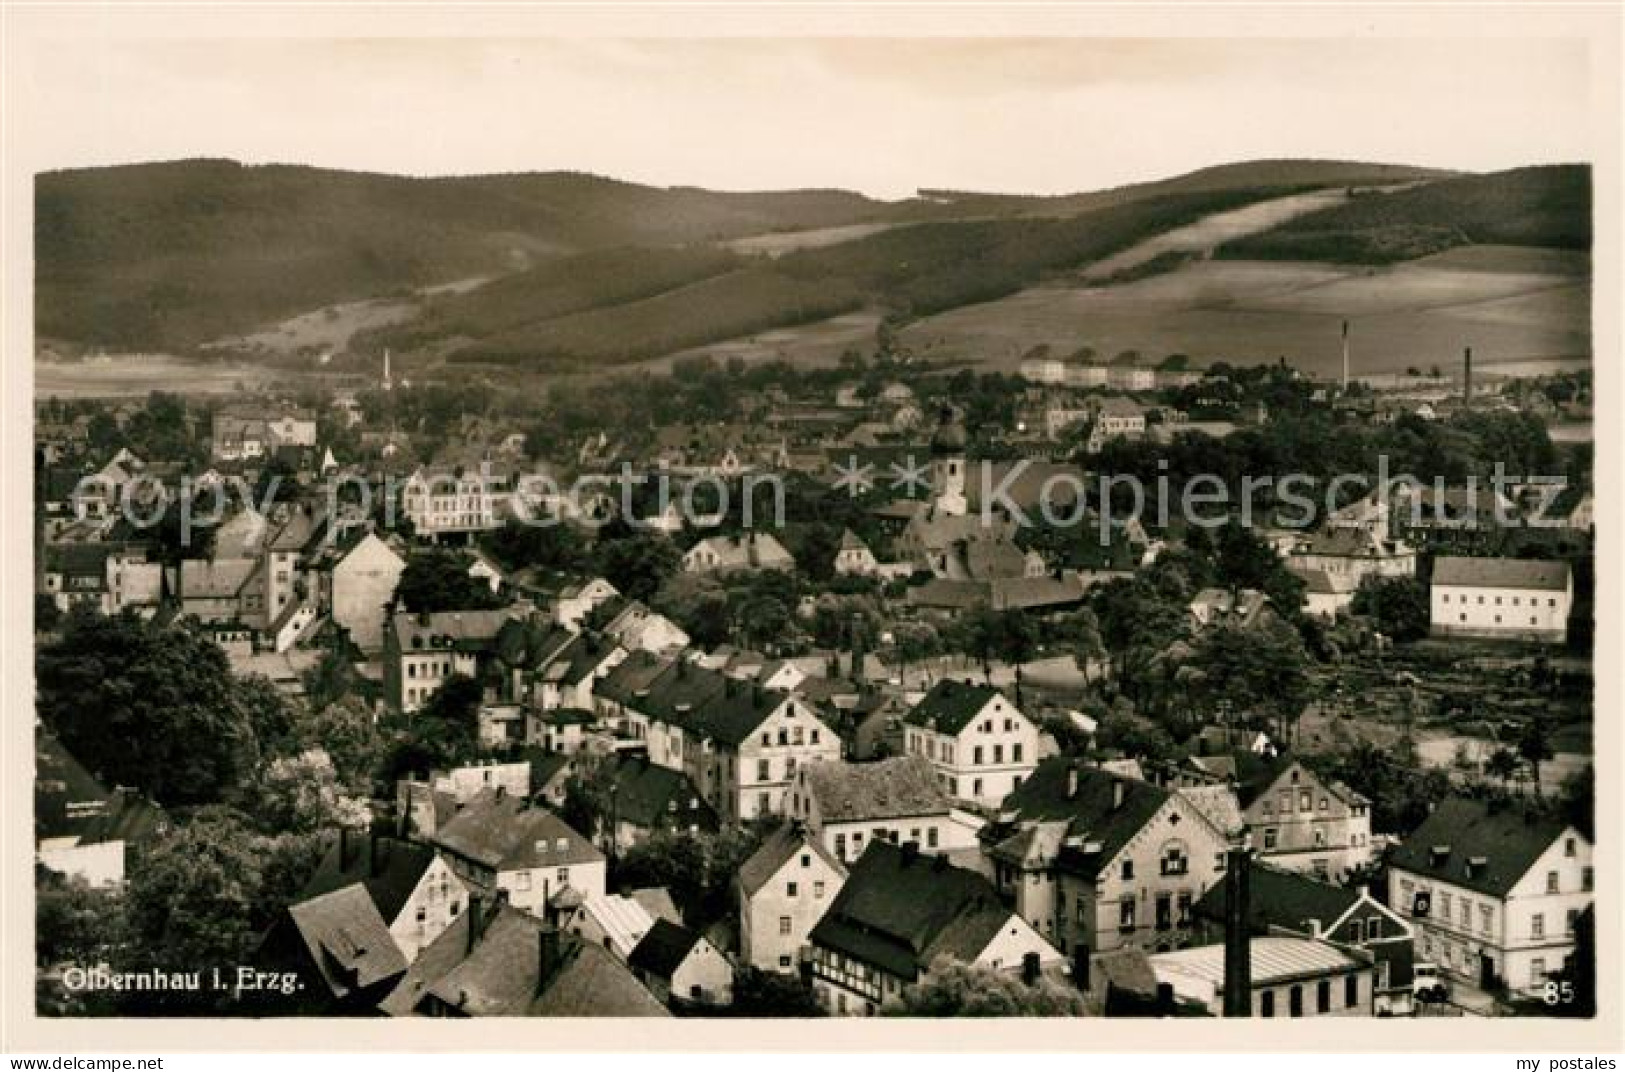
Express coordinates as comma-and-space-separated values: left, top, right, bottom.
1300, 790, 1312, 811
927, 828, 939, 849
1530, 959, 1547, 987
1367, 917, 1382, 940
1119, 898, 1136, 931
1584, 867, 1594, 891
1531, 914, 1545, 940
1121, 860, 1134, 881
757, 758, 771, 782
515, 872, 533, 891
1547, 870, 1560, 894
779, 955, 793, 969
1316, 980, 1331, 1014
1439, 892, 1451, 920
1289, 985, 1303, 1018
1259, 990, 1275, 1018
450, 900, 461, 917
993, 745, 1004, 764
1176, 892, 1192, 927
779, 916, 792, 935
835, 834, 846, 858
973, 746, 984, 765
814, 881, 825, 898
811, 730, 820, 744
801, 854, 810, 868
1480, 905, 1493, 936
1348, 919, 1364, 943
557, 868, 569, 885
1155, 894, 1172, 931
416, 906, 428, 923
787, 882, 798, 897
1264, 828, 1278, 851
1215, 853, 1227, 873
1313, 829, 1327, 848
1567, 909, 1579, 935
1345, 975, 1359, 1008
1318, 797, 1329, 812
1160, 845, 1188, 876
1459, 900, 1470, 928
972, 778, 983, 798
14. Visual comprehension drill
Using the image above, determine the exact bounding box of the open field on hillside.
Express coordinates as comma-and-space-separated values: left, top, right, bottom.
897, 255, 1590, 378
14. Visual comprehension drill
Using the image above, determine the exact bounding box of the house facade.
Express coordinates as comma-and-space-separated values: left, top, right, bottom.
737, 825, 848, 973
1429, 556, 1573, 643
902, 679, 1040, 807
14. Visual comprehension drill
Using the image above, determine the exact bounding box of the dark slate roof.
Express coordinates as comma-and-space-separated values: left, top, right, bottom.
1431, 556, 1571, 592
35, 732, 111, 841
642, 660, 731, 728
391, 608, 519, 654
607, 756, 717, 831
1192, 860, 1361, 933
1387, 796, 1579, 899
802, 756, 949, 824
808, 840, 1009, 981
286, 886, 408, 999
628, 918, 703, 981
689, 683, 795, 747
903, 678, 1006, 736
594, 649, 670, 707
299, 832, 439, 925
431, 789, 603, 873
737, 824, 846, 898
981, 759, 1172, 881
529, 938, 670, 1017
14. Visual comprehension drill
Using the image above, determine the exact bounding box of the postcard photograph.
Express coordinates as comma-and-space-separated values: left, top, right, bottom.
5, 3, 1620, 1055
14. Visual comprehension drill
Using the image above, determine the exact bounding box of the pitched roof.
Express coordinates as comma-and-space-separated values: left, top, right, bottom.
391, 608, 520, 654
1431, 556, 1572, 592
627, 918, 704, 981
801, 757, 949, 824
607, 756, 716, 830
572, 893, 656, 959
981, 759, 1176, 880
808, 840, 1013, 982
904, 678, 1008, 736
1192, 860, 1362, 933
629, 887, 683, 926
299, 832, 440, 925
431, 789, 603, 873
738, 825, 846, 898
285, 886, 408, 999
1151, 935, 1364, 993
1387, 796, 1578, 899
689, 683, 800, 747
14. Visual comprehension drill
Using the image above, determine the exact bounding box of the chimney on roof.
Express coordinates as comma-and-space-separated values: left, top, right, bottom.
1112, 780, 1126, 810
1067, 765, 1080, 799
537, 925, 562, 996
1463, 346, 1473, 406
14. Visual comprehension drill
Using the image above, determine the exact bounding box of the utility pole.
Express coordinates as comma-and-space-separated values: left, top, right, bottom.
1341, 320, 1350, 392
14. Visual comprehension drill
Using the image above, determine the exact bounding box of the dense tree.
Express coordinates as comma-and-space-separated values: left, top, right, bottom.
36, 611, 261, 806
1517, 719, 1554, 799
380, 674, 483, 780
593, 527, 680, 602
883, 957, 1091, 1016
292, 696, 383, 793
391, 548, 506, 613
247, 750, 371, 836
34, 594, 62, 634
724, 968, 825, 1017
1349, 575, 1431, 643
1186, 618, 1314, 744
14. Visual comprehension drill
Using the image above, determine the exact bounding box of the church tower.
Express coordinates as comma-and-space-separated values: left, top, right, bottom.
929, 403, 968, 517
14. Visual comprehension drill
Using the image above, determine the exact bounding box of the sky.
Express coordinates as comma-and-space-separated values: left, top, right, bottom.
22, 36, 1594, 199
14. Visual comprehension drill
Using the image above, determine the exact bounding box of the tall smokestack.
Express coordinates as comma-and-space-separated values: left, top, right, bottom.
1463, 346, 1473, 407
1222, 844, 1252, 1017
1341, 320, 1350, 391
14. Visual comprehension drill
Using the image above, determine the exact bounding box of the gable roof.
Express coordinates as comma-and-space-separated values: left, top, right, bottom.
298, 832, 439, 925
737, 824, 846, 898
904, 678, 1008, 736
1431, 557, 1572, 592
285, 885, 408, 999
808, 840, 1013, 982
431, 789, 603, 873
627, 918, 704, 981
607, 756, 717, 830
801, 756, 949, 824
1192, 860, 1363, 934
981, 759, 1178, 880
1387, 796, 1578, 899
572, 893, 656, 959
391, 608, 520, 654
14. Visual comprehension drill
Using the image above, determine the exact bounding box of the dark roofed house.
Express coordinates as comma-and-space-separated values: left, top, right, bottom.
601, 755, 719, 852
430, 789, 606, 920
381, 898, 669, 1017
807, 840, 1061, 1015
298, 829, 469, 963
1192, 859, 1417, 1015
978, 758, 1232, 956
257, 885, 410, 1014
1387, 796, 1591, 998
627, 918, 734, 1008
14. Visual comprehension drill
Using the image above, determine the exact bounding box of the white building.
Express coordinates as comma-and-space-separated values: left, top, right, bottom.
1388, 797, 1592, 998
430, 788, 606, 920
737, 825, 848, 973
1429, 557, 1573, 643
786, 756, 983, 865
400, 466, 500, 539
902, 679, 1040, 807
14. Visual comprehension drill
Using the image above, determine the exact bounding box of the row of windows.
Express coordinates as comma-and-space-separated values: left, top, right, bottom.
833, 826, 939, 860
1256, 976, 1361, 1016
1440, 593, 1559, 608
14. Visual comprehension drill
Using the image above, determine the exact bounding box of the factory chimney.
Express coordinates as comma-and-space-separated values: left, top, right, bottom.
1463, 346, 1473, 407
1222, 842, 1253, 1017
1341, 320, 1350, 391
